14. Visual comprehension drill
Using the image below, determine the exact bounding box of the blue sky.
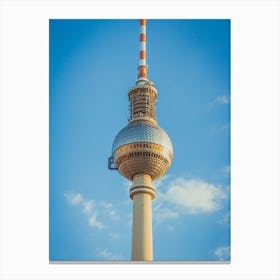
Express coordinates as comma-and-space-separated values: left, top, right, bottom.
49, 19, 230, 261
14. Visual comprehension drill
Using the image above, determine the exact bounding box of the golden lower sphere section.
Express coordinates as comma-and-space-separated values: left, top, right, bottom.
113, 142, 173, 181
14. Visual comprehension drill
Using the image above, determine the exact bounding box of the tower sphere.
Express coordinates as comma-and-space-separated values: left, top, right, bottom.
112, 121, 173, 181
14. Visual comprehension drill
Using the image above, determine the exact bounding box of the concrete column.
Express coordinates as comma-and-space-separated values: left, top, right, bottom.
130, 174, 155, 261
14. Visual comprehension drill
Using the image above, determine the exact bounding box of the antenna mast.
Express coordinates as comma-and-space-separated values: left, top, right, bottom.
137, 19, 148, 82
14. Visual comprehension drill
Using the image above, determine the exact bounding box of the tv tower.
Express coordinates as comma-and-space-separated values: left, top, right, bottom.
108, 19, 173, 261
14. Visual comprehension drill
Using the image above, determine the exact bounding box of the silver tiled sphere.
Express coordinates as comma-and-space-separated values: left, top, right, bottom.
112, 121, 173, 154
111, 121, 173, 180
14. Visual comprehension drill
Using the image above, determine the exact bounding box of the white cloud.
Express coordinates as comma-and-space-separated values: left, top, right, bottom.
151, 177, 228, 227
83, 200, 94, 214
99, 201, 119, 220
64, 191, 122, 230
97, 248, 122, 261
64, 192, 83, 205
153, 175, 168, 189
213, 95, 230, 105
108, 209, 119, 221
214, 246, 230, 260
88, 213, 104, 230
162, 178, 226, 214
100, 202, 113, 209
153, 202, 179, 224
157, 208, 179, 220
125, 213, 132, 227
123, 179, 131, 188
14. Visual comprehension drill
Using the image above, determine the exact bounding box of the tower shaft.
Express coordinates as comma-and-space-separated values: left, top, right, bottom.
130, 174, 154, 261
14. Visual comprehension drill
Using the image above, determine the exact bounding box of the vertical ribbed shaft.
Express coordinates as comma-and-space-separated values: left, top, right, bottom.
131, 193, 153, 260
130, 174, 155, 261
138, 19, 147, 81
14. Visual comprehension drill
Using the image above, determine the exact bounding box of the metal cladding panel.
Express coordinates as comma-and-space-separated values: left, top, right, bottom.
112, 122, 173, 153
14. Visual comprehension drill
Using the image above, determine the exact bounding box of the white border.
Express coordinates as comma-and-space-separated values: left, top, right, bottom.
0, 0, 279, 279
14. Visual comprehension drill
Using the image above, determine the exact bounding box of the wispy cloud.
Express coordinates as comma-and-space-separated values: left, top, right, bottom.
97, 248, 123, 261
123, 179, 131, 188
153, 202, 179, 224
153, 175, 169, 189
83, 200, 94, 214
88, 213, 104, 229
64, 192, 83, 205
100, 201, 120, 221
64, 191, 120, 230
212, 95, 230, 105
161, 178, 226, 214
124, 213, 132, 228
108, 209, 119, 221
100, 202, 113, 208
214, 246, 230, 260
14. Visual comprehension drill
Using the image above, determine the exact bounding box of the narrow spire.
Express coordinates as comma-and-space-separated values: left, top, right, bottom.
137, 19, 148, 82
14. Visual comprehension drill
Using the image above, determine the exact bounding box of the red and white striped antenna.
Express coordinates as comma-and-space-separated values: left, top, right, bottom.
137, 19, 148, 82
